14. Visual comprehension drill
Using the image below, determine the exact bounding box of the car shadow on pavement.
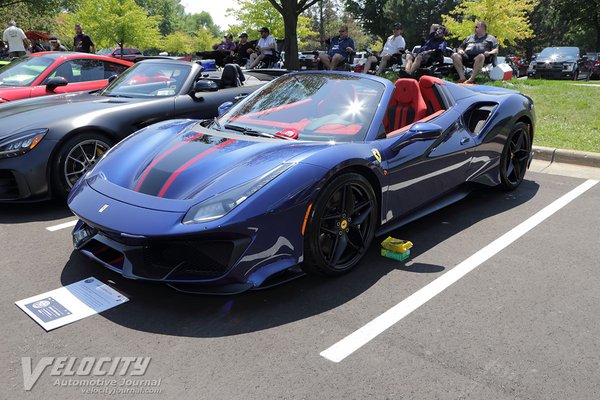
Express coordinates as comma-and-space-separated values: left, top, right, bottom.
0, 199, 72, 223
59, 179, 539, 338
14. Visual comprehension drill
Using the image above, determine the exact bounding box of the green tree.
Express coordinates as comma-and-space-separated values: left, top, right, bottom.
225, 0, 314, 68
442, 0, 537, 47
193, 27, 219, 51
262, 0, 321, 69
554, 0, 600, 51
161, 31, 194, 54
71, 0, 161, 51
344, 0, 393, 42
179, 12, 221, 37
135, 0, 185, 36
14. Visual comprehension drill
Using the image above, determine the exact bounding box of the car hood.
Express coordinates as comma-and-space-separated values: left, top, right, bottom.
83, 120, 329, 209
535, 54, 578, 63
0, 92, 147, 138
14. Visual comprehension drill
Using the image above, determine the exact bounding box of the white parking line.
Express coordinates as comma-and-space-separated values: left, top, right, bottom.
320, 179, 598, 363
46, 220, 77, 232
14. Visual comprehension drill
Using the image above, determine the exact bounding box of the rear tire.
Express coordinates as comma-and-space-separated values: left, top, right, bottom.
498, 122, 531, 191
52, 133, 113, 199
303, 173, 377, 276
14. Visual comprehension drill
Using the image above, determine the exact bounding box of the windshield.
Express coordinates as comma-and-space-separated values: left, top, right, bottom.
216, 73, 385, 142
0, 56, 54, 87
100, 62, 191, 98
539, 47, 579, 59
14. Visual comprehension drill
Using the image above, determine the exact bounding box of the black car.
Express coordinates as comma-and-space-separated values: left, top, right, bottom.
0, 60, 270, 201
526, 47, 592, 80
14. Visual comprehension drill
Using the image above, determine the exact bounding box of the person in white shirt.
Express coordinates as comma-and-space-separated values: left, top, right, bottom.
249, 27, 276, 69
363, 22, 406, 75
3, 20, 30, 57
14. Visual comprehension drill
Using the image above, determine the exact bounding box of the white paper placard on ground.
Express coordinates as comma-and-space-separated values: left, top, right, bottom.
15, 277, 128, 331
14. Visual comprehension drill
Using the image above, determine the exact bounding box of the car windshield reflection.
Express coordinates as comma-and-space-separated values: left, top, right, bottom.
101, 62, 191, 98
216, 73, 385, 142
539, 47, 579, 59
0, 56, 54, 87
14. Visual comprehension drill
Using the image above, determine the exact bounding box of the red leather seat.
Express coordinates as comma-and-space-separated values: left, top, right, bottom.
419, 75, 446, 114
383, 78, 427, 133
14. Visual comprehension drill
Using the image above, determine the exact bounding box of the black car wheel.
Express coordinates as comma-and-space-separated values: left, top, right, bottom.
499, 122, 531, 191
53, 133, 114, 198
303, 173, 377, 276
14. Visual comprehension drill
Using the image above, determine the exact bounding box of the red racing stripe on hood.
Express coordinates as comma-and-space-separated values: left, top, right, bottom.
134, 133, 204, 192
157, 139, 237, 198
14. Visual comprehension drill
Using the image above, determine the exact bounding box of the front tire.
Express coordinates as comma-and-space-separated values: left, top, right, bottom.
498, 122, 531, 191
52, 133, 113, 199
303, 173, 377, 276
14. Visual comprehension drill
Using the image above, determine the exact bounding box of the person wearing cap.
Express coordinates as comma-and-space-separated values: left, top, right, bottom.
248, 27, 276, 69
234, 32, 255, 67
49, 36, 67, 51
319, 25, 355, 70
451, 20, 498, 83
404, 24, 448, 76
363, 23, 405, 75
3, 20, 30, 57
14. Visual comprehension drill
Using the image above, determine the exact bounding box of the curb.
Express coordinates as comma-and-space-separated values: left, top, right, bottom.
532, 146, 600, 169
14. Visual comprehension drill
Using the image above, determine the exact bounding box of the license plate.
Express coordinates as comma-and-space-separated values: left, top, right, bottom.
73, 225, 96, 249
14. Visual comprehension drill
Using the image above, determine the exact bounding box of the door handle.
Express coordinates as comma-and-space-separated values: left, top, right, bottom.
234, 94, 249, 101
460, 137, 471, 145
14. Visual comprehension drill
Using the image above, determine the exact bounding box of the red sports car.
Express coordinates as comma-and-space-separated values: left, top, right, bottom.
0, 52, 132, 102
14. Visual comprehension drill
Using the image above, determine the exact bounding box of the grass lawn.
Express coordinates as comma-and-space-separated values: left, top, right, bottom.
488, 79, 600, 153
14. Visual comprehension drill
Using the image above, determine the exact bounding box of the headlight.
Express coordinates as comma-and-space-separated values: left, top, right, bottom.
183, 163, 293, 224
0, 128, 48, 159
563, 63, 575, 71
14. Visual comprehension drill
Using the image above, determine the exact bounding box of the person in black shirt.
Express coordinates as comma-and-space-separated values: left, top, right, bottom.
73, 24, 95, 53
234, 32, 255, 67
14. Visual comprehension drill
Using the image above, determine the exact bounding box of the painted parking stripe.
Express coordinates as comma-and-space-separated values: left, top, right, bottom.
321, 179, 598, 363
46, 220, 77, 232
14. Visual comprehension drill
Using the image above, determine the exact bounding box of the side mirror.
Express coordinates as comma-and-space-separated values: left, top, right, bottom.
218, 101, 234, 116
391, 122, 442, 152
45, 76, 69, 91
107, 74, 118, 84
193, 79, 218, 92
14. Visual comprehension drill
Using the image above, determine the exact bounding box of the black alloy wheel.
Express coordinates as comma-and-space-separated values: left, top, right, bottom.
499, 122, 531, 191
303, 173, 377, 276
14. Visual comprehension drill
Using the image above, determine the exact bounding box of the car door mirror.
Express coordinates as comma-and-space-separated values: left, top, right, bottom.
107, 74, 118, 84
218, 101, 234, 116
391, 122, 442, 152
193, 79, 218, 92
46, 76, 69, 91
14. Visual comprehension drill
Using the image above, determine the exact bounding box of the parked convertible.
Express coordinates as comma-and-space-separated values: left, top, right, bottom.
0, 52, 132, 102
0, 60, 266, 201
69, 72, 535, 293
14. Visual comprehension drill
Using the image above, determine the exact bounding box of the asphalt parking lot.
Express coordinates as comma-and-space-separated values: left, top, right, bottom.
2, 166, 599, 399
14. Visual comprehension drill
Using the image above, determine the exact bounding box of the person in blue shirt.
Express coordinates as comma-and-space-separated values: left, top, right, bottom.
405, 24, 448, 75
319, 26, 355, 70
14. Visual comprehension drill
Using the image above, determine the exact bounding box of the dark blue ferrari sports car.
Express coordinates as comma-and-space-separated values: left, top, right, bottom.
68, 72, 535, 293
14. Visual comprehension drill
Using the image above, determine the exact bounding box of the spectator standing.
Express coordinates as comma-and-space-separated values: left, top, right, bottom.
248, 27, 276, 69
363, 22, 405, 75
405, 24, 448, 75
3, 20, 30, 57
451, 20, 498, 83
73, 23, 95, 53
319, 25, 355, 70
49, 36, 67, 51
